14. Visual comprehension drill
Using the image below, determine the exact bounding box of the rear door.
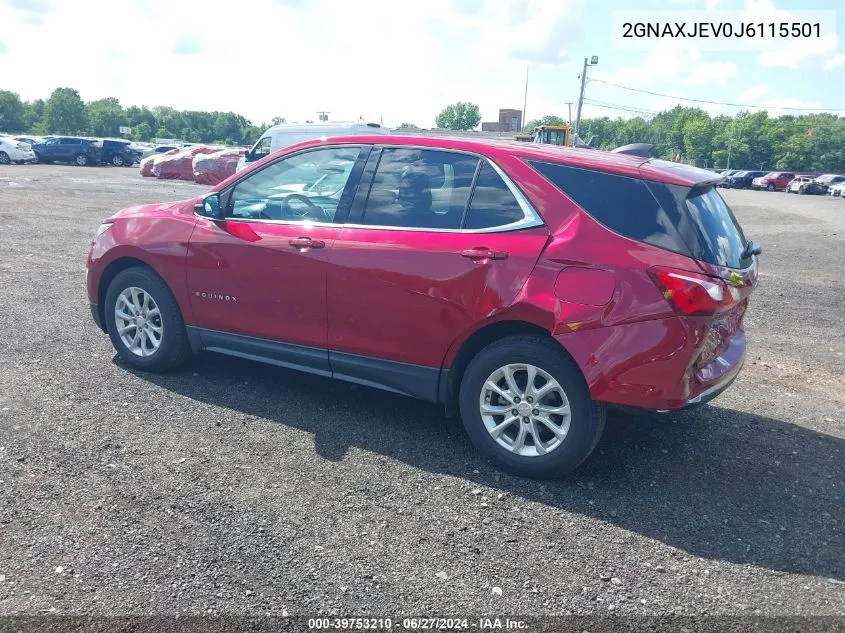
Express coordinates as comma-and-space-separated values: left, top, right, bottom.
326, 146, 549, 399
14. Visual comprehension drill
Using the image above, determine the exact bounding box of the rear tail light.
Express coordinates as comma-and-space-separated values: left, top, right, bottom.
650, 268, 738, 316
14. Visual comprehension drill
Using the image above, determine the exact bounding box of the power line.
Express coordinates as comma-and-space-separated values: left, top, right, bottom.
588, 78, 845, 113
582, 98, 845, 128
582, 98, 660, 117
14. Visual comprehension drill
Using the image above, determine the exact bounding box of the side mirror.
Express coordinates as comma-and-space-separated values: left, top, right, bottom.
244, 150, 254, 161
194, 193, 224, 220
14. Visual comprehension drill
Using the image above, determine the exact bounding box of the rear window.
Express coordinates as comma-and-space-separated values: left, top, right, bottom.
529, 161, 751, 269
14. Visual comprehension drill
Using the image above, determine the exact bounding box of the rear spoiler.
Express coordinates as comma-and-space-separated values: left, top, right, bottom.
611, 143, 654, 157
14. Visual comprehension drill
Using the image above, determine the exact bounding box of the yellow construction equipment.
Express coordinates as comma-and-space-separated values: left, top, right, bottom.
511, 133, 533, 142
532, 125, 572, 146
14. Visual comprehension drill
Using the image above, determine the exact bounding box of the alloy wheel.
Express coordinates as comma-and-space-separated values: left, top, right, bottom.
479, 363, 572, 457
112, 155, 124, 166
114, 286, 163, 357
75, 154, 88, 166
0, 152, 9, 165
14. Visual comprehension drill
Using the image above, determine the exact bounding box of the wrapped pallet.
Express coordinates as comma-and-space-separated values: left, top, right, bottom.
192, 148, 246, 185
153, 146, 218, 181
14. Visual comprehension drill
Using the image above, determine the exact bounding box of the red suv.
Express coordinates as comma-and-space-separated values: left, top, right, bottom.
86, 136, 760, 478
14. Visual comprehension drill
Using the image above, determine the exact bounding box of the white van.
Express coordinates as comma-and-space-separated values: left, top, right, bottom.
237, 122, 390, 172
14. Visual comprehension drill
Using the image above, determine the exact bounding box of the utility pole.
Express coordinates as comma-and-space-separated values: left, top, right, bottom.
317, 111, 330, 122
565, 102, 573, 127
521, 65, 529, 132
574, 56, 598, 144
726, 139, 732, 170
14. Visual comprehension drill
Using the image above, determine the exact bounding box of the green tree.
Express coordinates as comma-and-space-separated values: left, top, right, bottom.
132, 122, 152, 142
397, 122, 420, 130
0, 90, 26, 133
23, 99, 45, 131
43, 87, 88, 134
683, 117, 713, 167
523, 114, 565, 131
271, 116, 287, 125
435, 102, 481, 130
87, 97, 127, 137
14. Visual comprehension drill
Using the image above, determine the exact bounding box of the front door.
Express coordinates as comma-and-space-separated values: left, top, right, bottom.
327, 147, 550, 398
186, 145, 368, 361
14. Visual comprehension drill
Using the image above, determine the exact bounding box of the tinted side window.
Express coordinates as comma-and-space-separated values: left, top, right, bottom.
464, 162, 525, 229
361, 148, 478, 229
529, 161, 692, 256
60, 138, 78, 145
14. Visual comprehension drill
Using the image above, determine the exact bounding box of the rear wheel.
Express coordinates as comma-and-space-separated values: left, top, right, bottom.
111, 154, 124, 167
104, 267, 192, 372
0, 151, 9, 165
458, 335, 605, 478
74, 154, 89, 166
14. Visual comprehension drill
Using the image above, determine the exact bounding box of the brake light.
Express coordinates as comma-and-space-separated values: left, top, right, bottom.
650, 268, 737, 316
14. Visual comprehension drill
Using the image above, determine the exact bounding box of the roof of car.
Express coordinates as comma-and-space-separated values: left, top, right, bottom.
279, 134, 719, 187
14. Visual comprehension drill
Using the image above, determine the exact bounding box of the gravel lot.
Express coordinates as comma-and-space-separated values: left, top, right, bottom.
0, 165, 843, 621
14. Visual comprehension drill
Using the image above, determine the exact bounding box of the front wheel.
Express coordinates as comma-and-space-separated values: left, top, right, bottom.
767, 183, 775, 191
104, 267, 192, 372
458, 335, 605, 478
0, 151, 10, 165
111, 155, 124, 167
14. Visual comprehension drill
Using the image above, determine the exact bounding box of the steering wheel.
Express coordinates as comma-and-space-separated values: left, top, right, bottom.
280, 193, 332, 222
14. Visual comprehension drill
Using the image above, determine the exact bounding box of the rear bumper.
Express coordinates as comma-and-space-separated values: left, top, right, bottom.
554, 318, 747, 412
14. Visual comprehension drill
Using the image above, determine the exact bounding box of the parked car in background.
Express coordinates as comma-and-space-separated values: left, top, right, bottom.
812, 174, 845, 194
141, 145, 179, 159
0, 136, 37, 164
786, 176, 815, 194
237, 122, 390, 172
752, 171, 795, 191
728, 170, 765, 189
32, 137, 101, 166
716, 169, 739, 187
12, 136, 41, 146
828, 182, 845, 198
99, 138, 141, 167
86, 135, 760, 478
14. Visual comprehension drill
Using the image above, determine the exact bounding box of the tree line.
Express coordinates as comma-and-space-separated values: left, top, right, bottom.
525, 107, 845, 173
0, 87, 266, 146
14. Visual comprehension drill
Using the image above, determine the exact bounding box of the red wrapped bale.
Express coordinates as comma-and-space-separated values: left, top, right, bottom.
153, 146, 218, 181
141, 149, 180, 177
192, 148, 246, 185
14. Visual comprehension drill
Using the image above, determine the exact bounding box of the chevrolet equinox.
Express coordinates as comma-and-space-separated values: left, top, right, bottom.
86, 135, 760, 478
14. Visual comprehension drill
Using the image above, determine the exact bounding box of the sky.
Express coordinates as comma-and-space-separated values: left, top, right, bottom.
0, 0, 843, 128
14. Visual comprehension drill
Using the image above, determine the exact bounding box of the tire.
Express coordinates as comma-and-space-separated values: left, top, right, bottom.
0, 151, 9, 165
767, 184, 774, 192
111, 154, 124, 167
74, 154, 89, 166
458, 335, 606, 478
104, 266, 192, 372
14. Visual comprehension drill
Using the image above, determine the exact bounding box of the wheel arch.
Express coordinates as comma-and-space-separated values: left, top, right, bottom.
438, 319, 584, 416
95, 257, 159, 333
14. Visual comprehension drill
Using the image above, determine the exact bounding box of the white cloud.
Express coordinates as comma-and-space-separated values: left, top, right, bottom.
685, 61, 739, 86
746, 0, 839, 68
824, 54, 845, 70
738, 84, 767, 102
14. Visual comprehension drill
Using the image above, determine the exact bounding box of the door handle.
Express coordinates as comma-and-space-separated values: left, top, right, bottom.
460, 247, 508, 261
289, 237, 325, 250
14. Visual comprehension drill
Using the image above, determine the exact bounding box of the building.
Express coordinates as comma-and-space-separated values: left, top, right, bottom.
481, 109, 522, 133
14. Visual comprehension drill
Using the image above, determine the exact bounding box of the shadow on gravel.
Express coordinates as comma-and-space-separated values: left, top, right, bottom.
129, 352, 844, 582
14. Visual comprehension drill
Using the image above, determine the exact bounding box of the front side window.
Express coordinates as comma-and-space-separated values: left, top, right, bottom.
360, 148, 478, 229
228, 146, 362, 223
251, 136, 272, 160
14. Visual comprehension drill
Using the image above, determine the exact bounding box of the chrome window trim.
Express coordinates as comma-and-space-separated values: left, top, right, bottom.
348, 145, 544, 233
193, 143, 545, 233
